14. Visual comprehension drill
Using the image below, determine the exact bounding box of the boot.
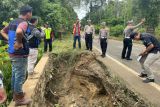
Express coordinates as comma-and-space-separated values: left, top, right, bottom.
13, 92, 25, 101
14, 92, 32, 106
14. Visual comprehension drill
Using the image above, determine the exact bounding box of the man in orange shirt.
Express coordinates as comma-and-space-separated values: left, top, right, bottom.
73, 19, 81, 49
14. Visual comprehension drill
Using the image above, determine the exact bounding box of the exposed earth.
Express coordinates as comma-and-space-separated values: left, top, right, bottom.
42, 51, 151, 107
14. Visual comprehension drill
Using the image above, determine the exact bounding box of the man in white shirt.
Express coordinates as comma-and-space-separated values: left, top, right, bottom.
84, 20, 95, 51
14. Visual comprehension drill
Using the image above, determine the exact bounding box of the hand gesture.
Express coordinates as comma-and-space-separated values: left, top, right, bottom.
14, 42, 23, 50
141, 18, 146, 23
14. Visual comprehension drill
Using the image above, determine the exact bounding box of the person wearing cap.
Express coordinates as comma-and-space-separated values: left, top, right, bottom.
73, 19, 81, 49
43, 23, 54, 52
99, 22, 109, 57
0, 5, 32, 106
130, 32, 160, 83
121, 19, 145, 60
84, 20, 95, 51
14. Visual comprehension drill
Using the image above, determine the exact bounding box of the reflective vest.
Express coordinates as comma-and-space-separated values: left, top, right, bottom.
44, 28, 52, 39
73, 24, 80, 36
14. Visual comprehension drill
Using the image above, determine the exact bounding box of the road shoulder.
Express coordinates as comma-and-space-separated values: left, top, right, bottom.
94, 47, 160, 107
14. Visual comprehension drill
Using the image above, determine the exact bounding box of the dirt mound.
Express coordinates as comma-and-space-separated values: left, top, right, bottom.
44, 52, 151, 107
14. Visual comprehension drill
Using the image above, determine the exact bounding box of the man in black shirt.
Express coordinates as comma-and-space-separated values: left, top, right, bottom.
130, 32, 160, 83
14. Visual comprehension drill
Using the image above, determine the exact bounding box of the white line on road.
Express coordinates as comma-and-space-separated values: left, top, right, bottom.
94, 46, 160, 92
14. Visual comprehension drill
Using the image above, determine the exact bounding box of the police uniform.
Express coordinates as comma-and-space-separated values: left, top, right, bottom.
99, 28, 109, 57
121, 28, 133, 60
84, 25, 95, 51
139, 33, 160, 80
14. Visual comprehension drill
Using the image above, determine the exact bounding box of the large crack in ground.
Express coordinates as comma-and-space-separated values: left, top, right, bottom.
44, 52, 151, 107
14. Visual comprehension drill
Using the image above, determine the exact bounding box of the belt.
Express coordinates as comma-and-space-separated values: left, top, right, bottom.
101, 37, 107, 39
125, 37, 130, 39
30, 48, 38, 50
86, 32, 92, 34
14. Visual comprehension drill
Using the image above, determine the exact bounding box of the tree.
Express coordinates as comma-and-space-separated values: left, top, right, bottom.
134, 0, 160, 34
0, 0, 77, 33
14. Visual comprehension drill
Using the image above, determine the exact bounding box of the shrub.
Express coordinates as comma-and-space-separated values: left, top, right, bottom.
94, 25, 101, 34
0, 45, 12, 106
155, 26, 160, 36
105, 18, 124, 26
138, 28, 146, 33
110, 25, 124, 37
155, 27, 160, 41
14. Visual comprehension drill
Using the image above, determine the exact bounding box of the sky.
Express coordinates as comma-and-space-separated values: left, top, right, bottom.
74, 6, 88, 20
74, 0, 123, 20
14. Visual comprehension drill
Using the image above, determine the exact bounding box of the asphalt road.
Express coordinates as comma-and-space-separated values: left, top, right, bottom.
93, 39, 160, 85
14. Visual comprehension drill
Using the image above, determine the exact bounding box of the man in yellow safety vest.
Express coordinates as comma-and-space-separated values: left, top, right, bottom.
44, 23, 54, 52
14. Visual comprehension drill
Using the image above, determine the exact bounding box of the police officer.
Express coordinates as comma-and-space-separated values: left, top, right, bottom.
121, 19, 145, 60
84, 20, 95, 51
130, 32, 160, 83
99, 22, 109, 58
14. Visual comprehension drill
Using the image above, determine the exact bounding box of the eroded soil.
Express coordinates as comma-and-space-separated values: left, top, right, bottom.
44, 52, 151, 107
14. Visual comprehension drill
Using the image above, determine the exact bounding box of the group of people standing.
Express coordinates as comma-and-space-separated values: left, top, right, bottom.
73, 19, 109, 57
0, 4, 159, 106
73, 18, 160, 83
0, 5, 54, 105
122, 18, 160, 83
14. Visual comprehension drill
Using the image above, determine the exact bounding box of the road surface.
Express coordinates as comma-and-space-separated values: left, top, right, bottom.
93, 39, 160, 85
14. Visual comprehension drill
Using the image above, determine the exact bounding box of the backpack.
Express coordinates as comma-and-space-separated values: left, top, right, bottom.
27, 24, 41, 48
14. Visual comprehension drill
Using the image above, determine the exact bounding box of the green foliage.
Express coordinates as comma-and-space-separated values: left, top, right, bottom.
105, 18, 124, 26
94, 25, 101, 34
0, 0, 77, 33
134, 0, 160, 31
110, 25, 124, 37
155, 26, 160, 41
138, 28, 146, 33
0, 45, 12, 106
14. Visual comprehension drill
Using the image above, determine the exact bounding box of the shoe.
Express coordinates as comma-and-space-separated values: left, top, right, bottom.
14, 92, 32, 106
139, 73, 148, 78
126, 58, 132, 60
101, 54, 105, 58
143, 78, 155, 83
102, 55, 106, 58
121, 57, 125, 59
